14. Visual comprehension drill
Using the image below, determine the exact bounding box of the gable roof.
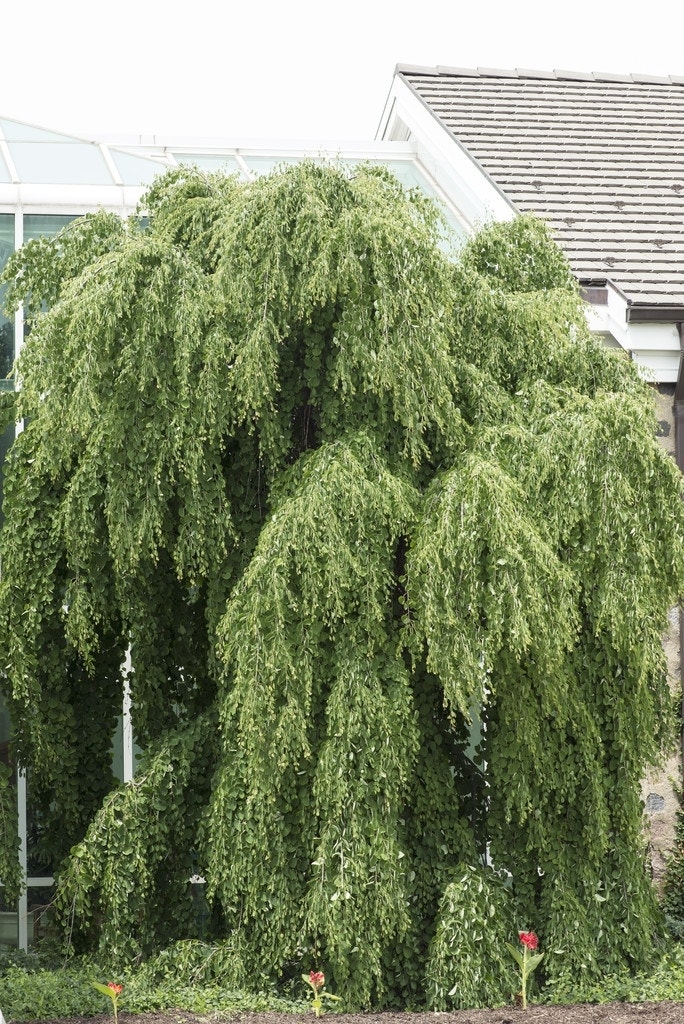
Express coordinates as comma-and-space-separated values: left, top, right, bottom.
395, 66, 684, 311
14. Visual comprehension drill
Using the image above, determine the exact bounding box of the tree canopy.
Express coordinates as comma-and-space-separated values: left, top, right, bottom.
0, 162, 683, 1008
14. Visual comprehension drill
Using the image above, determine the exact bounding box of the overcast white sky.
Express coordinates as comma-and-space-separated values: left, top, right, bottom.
2, 0, 682, 142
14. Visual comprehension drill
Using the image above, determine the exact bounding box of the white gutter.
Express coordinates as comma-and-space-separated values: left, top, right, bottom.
585, 281, 680, 383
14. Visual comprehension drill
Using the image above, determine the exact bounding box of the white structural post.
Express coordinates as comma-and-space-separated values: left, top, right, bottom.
123, 648, 133, 783
16, 768, 27, 949
14, 209, 28, 952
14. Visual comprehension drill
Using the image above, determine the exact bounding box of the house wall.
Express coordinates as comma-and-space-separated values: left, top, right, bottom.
642, 383, 681, 885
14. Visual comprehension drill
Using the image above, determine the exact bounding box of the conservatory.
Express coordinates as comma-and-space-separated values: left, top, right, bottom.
0, 112, 507, 949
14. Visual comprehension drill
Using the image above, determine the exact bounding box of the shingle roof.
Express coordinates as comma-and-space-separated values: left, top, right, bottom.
398, 66, 684, 307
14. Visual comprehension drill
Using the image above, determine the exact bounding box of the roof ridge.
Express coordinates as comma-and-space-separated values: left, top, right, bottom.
395, 64, 684, 86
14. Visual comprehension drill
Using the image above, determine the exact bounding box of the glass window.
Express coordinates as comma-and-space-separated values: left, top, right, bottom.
112, 715, 124, 782
0, 118, 79, 144
191, 878, 210, 938
0, 889, 18, 948
0, 214, 14, 383
25, 771, 56, 877
0, 216, 14, 526
0, 150, 11, 183
23, 214, 75, 243
337, 158, 467, 245
242, 154, 311, 175
26, 884, 56, 946
110, 149, 167, 186
0, 422, 15, 525
171, 153, 241, 174
21, 218, 76, 352
373, 158, 429, 189
0, 689, 12, 773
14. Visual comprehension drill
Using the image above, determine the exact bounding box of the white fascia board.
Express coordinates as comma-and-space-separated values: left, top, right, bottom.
631, 350, 680, 383
585, 284, 631, 351
234, 141, 415, 158
0, 185, 20, 211
376, 76, 516, 230
626, 322, 681, 352
0, 183, 144, 214
137, 138, 415, 161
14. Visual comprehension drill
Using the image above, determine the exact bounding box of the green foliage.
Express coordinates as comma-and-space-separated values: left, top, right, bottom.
545, 941, 684, 1005
425, 865, 517, 1010
57, 712, 218, 957
662, 791, 684, 942
0, 760, 22, 900
0, 163, 682, 1009
0, 963, 105, 1021
0, 948, 310, 1020
120, 940, 311, 1013
0, 939, 65, 975
133, 937, 254, 989
458, 213, 578, 293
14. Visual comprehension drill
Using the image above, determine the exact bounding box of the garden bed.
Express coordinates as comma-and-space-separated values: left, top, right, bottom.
20, 1006, 684, 1024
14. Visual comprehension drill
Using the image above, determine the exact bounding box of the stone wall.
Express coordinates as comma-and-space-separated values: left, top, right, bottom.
642, 383, 681, 885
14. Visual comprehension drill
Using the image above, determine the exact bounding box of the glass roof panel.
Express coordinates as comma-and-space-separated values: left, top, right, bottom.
438, 209, 468, 249
230, 152, 467, 247
0, 118, 82, 144
341, 158, 467, 246
242, 154, 315, 175
0, 119, 469, 250
8, 142, 113, 185
110, 149, 167, 186
372, 159, 427, 189
0, 149, 10, 183
341, 157, 437, 190
171, 153, 241, 174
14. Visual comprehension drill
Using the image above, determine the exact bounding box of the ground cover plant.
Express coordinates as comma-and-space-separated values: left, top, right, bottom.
8, 941, 684, 1022
0, 162, 683, 1010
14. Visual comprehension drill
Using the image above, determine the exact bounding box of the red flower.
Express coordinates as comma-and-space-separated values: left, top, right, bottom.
107, 982, 123, 995
309, 970, 325, 990
519, 931, 538, 951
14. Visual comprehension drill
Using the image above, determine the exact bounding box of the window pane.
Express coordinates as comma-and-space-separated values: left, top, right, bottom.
172, 153, 240, 174
26, 885, 56, 946
23, 214, 75, 243
0, 689, 12, 773
0, 118, 78, 143
110, 149, 167, 186
0, 214, 14, 382
8, 141, 112, 185
0, 150, 10, 183
242, 154, 311, 175
26, 771, 57, 877
0, 890, 18, 948
112, 715, 124, 782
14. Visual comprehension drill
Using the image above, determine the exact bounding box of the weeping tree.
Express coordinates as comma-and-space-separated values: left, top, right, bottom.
0, 163, 683, 1008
